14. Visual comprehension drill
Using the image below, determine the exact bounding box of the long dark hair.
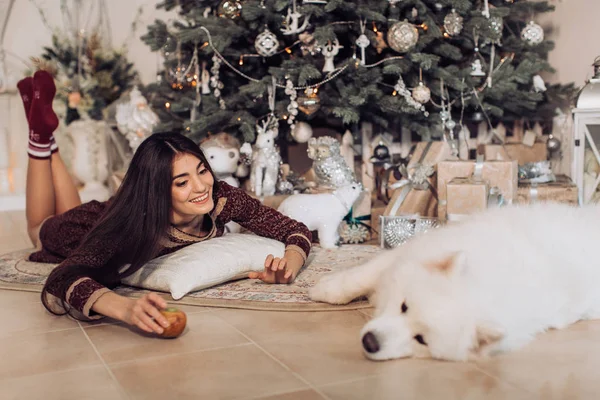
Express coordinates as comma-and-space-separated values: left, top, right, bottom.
41, 132, 218, 317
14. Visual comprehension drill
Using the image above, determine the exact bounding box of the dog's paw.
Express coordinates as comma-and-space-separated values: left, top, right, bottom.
309, 273, 354, 304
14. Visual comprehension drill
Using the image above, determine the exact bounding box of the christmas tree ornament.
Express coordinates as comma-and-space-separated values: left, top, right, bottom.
412, 72, 431, 104
355, 19, 370, 65
321, 38, 343, 72
291, 121, 313, 143
371, 142, 391, 163
285, 79, 299, 129
281, 0, 310, 36
217, 0, 242, 19
210, 55, 226, 110
521, 20, 544, 46
255, 27, 280, 57
443, 9, 463, 36
297, 88, 321, 115
488, 16, 504, 43
533, 74, 547, 93
388, 0, 402, 6
299, 31, 319, 56
201, 61, 211, 94
387, 20, 419, 53
393, 76, 428, 115
546, 134, 562, 155
471, 59, 486, 77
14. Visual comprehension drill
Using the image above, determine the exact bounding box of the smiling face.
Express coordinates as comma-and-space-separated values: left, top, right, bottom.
170, 153, 215, 226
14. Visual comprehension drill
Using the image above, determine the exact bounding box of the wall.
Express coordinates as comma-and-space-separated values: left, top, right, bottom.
538, 0, 600, 87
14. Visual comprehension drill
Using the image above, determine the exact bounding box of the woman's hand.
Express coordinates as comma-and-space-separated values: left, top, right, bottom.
93, 291, 171, 335
121, 293, 171, 334
248, 250, 305, 284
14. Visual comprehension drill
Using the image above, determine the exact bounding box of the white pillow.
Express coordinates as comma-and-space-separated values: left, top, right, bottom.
121, 233, 285, 299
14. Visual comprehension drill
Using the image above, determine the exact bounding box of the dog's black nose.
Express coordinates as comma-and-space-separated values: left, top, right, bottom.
362, 331, 380, 353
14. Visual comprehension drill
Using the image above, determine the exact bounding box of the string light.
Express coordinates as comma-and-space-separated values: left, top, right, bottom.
165, 102, 171, 109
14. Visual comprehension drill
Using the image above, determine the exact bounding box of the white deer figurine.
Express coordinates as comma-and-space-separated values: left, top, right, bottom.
241, 119, 282, 197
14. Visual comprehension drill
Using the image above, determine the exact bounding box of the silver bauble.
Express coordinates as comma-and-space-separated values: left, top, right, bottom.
255, 28, 279, 57
444, 9, 463, 36
521, 21, 544, 46
547, 136, 562, 154
387, 20, 419, 53
412, 81, 431, 104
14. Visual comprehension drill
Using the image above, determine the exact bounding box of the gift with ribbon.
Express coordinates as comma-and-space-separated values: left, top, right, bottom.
516, 174, 578, 205
383, 141, 452, 218
445, 160, 505, 222
478, 143, 548, 166
438, 157, 518, 221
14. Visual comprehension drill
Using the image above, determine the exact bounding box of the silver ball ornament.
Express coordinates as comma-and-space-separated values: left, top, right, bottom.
255, 28, 280, 57
521, 21, 544, 46
387, 20, 419, 53
547, 136, 562, 154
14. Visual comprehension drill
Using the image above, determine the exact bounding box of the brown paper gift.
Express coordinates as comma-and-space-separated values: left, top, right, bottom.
516, 175, 578, 205
340, 189, 373, 244
480, 143, 547, 165
383, 141, 453, 218
446, 177, 488, 221
438, 160, 518, 220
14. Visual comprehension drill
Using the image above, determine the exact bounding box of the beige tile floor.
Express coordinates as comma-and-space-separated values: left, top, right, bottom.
1, 210, 600, 399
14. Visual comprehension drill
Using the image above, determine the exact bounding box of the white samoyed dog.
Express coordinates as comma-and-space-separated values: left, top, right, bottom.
309, 203, 600, 362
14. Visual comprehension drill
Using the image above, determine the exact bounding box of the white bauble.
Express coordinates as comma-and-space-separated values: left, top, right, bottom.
291, 121, 313, 143
412, 82, 431, 104
521, 20, 544, 46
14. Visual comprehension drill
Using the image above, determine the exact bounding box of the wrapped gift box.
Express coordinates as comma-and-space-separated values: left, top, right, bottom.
384, 141, 454, 218
438, 160, 518, 220
479, 143, 547, 165
516, 175, 578, 205
446, 177, 488, 221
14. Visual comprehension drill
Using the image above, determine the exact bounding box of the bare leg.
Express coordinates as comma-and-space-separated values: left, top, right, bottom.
26, 158, 55, 246
50, 152, 81, 215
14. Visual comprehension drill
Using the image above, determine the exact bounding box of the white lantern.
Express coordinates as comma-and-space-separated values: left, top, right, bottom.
572, 57, 600, 205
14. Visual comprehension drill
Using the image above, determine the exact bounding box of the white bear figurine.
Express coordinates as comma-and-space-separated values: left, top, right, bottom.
277, 183, 363, 248
200, 132, 247, 234
200, 132, 248, 188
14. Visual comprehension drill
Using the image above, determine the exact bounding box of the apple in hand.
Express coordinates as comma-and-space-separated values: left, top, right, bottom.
158, 307, 187, 338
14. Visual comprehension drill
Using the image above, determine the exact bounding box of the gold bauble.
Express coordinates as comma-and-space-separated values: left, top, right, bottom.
297, 89, 321, 115
217, 0, 242, 20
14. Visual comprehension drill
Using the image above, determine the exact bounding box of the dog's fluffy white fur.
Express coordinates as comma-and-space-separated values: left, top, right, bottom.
309, 203, 600, 362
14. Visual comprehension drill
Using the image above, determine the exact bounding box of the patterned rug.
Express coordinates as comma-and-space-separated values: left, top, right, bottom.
0, 245, 382, 311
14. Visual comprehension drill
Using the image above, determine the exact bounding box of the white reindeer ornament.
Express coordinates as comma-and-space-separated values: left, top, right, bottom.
241, 118, 282, 197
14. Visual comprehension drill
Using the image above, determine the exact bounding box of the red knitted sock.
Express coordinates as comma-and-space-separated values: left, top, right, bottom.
28, 70, 59, 159
16, 77, 33, 116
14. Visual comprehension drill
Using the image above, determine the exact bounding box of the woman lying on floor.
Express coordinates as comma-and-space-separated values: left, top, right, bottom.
18, 70, 312, 335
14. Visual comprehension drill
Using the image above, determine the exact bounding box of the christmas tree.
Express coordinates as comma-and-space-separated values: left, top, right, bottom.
141, 0, 575, 145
